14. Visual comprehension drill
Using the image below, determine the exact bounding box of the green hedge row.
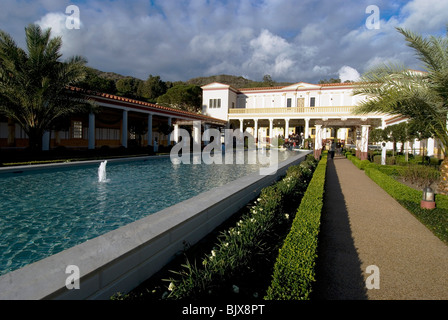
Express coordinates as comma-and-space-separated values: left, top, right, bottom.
165, 154, 319, 299
264, 153, 327, 300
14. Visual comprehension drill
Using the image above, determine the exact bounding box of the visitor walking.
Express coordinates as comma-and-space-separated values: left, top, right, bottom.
330, 140, 336, 159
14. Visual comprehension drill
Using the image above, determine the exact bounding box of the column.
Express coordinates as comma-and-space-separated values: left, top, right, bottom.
269, 118, 274, 144
203, 124, 210, 146
239, 119, 244, 132
360, 125, 370, 160
427, 138, 435, 157
122, 110, 128, 148
314, 124, 322, 159
147, 114, 153, 146
285, 118, 290, 139
167, 117, 172, 146
304, 118, 310, 139
173, 123, 180, 144
88, 112, 95, 150
193, 121, 201, 148
254, 119, 258, 142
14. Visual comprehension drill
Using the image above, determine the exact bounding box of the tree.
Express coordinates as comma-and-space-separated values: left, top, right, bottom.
141, 74, 167, 103
77, 67, 116, 94
157, 84, 202, 113
116, 77, 144, 99
262, 74, 274, 87
353, 26, 448, 194
369, 128, 386, 144
0, 24, 93, 152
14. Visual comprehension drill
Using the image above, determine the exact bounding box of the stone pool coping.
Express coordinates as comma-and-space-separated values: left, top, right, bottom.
0, 150, 311, 300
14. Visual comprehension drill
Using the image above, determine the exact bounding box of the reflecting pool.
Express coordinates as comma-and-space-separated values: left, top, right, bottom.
0, 150, 297, 276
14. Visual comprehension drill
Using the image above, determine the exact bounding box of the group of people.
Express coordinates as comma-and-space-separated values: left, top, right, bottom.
282, 133, 303, 149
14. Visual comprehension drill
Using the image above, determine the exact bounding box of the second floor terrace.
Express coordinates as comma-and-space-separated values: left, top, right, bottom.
227, 105, 377, 118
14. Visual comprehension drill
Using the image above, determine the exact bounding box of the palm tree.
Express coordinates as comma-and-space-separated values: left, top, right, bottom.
0, 24, 93, 151
353, 26, 448, 194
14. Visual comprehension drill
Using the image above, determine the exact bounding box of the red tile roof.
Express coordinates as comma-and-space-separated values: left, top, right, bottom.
68, 86, 227, 124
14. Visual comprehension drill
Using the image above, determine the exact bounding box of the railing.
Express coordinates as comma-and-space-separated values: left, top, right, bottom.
228, 106, 356, 115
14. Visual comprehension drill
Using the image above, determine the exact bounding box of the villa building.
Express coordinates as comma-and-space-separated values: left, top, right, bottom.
201, 81, 442, 159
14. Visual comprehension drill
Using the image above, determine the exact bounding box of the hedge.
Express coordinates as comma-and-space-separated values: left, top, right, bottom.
165, 155, 319, 299
264, 153, 327, 300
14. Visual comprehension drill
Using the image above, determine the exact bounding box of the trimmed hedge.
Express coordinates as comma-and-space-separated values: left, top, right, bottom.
264, 153, 327, 300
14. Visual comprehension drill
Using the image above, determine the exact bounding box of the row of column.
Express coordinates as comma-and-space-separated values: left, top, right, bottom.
237, 118, 312, 140
46, 110, 174, 151
41, 109, 211, 151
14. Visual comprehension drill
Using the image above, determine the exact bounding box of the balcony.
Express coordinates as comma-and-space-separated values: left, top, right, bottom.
228, 106, 357, 117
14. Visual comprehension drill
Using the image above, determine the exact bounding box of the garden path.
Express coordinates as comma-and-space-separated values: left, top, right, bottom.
313, 155, 448, 300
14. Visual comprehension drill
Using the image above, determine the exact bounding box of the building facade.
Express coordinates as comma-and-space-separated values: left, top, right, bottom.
201, 81, 442, 159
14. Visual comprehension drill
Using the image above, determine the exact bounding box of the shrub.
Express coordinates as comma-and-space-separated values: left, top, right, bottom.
400, 164, 440, 188
265, 154, 327, 300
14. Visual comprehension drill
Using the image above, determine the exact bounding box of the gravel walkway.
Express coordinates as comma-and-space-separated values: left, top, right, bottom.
313, 156, 448, 300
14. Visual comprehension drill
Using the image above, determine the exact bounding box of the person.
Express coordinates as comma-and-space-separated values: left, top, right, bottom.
330, 140, 336, 159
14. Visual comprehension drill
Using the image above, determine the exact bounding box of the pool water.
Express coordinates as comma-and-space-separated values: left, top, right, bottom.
0, 151, 296, 276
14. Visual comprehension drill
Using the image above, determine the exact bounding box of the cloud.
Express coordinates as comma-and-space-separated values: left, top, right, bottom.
399, 0, 448, 33
1, 0, 448, 83
338, 66, 360, 82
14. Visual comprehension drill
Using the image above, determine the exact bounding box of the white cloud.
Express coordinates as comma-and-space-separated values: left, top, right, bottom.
338, 66, 360, 82
399, 0, 448, 33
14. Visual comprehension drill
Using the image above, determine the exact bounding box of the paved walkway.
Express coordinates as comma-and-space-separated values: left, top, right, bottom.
312, 155, 448, 300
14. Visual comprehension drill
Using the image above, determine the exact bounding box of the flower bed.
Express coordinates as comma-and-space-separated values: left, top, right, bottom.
265, 153, 327, 300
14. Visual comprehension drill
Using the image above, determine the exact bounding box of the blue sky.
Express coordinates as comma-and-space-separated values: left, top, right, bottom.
1, 0, 448, 83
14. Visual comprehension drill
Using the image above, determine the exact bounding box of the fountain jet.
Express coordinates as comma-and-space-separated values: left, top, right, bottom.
98, 161, 108, 183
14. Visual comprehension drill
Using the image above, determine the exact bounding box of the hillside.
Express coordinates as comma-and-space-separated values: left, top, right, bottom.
185, 74, 293, 88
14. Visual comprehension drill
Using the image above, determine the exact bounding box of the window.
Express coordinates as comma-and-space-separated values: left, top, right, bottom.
72, 121, 83, 139
310, 97, 316, 107
209, 99, 221, 109
287, 98, 292, 108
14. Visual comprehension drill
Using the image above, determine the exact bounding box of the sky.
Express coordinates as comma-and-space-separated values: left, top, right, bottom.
1, 0, 448, 84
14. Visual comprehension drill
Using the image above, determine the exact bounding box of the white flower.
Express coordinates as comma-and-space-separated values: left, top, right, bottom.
168, 282, 175, 291
224, 242, 229, 247
285, 214, 289, 220
211, 250, 216, 257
